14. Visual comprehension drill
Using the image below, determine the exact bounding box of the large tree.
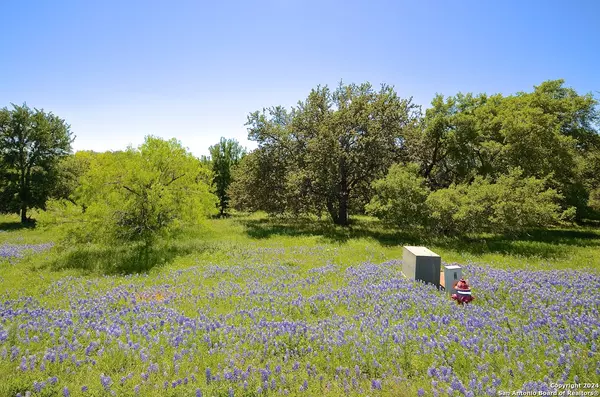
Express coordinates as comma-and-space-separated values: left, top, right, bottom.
409, 80, 599, 218
208, 137, 246, 216
239, 82, 419, 225
0, 104, 73, 223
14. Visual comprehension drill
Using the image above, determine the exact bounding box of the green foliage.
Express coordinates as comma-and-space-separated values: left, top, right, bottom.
51, 150, 95, 204
208, 137, 245, 216
579, 149, 600, 219
0, 103, 73, 222
410, 80, 599, 219
368, 165, 563, 235
589, 188, 600, 212
423, 184, 465, 234
43, 136, 218, 250
237, 79, 598, 224
228, 148, 291, 215
489, 170, 562, 231
426, 169, 562, 235
239, 82, 419, 225
365, 163, 430, 227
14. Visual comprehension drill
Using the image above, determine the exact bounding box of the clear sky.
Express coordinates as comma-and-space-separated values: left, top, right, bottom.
1, 0, 598, 156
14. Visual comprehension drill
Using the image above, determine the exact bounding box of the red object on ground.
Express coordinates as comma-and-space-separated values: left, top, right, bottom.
451, 278, 474, 305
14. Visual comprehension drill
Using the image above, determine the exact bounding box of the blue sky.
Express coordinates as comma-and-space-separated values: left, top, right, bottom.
1, 0, 598, 156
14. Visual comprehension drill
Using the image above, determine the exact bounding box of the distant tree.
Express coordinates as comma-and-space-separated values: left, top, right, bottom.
0, 104, 73, 223
243, 82, 419, 225
228, 148, 290, 215
208, 138, 246, 216
409, 80, 599, 219
589, 188, 600, 213
581, 148, 600, 218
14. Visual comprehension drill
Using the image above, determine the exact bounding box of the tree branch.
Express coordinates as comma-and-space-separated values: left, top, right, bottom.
165, 173, 186, 186
122, 185, 141, 196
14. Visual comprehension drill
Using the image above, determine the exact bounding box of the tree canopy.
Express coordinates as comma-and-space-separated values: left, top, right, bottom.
0, 104, 73, 222
407, 80, 599, 218
232, 82, 420, 225
46, 136, 217, 248
3, 78, 598, 237
230, 79, 599, 226
208, 137, 246, 216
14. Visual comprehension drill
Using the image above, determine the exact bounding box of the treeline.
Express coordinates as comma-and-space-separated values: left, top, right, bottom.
1, 79, 599, 244
229, 79, 600, 232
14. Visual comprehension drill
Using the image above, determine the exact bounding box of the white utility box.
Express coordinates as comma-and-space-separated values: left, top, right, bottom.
402, 246, 441, 287
443, 264, 462, 295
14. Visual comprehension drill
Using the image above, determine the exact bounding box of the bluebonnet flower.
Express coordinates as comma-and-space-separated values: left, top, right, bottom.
371, 379, 382, 390
0, 260, 598, 397
100, 374, 112, 390
300, 380, 308, 391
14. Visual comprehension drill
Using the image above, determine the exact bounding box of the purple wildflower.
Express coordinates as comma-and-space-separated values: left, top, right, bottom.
100, 374, 112, 390
371, 379, 382, 390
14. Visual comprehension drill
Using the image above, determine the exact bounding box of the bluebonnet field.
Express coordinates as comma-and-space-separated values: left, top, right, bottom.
0, 215, 599, 396
0, 243, 54, 263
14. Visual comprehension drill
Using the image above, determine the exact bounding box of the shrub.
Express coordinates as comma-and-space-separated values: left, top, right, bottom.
368, 165, 562, 235
425, 184, 469, 235
40, 137, 218, 270
490, 169, 562, 233
365, 163, 430, 228
426, 168, 562, 235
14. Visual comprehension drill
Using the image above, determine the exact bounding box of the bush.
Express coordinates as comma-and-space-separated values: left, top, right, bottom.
368, 165, 562, 235
425, 184, 469, 235
40, 137, 218, 270
365, 163, 430, 228
426, 169, 562, 235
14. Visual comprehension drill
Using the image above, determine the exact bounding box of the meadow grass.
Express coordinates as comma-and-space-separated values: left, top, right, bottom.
2, 212, 599, 282
0, 213, 599, 396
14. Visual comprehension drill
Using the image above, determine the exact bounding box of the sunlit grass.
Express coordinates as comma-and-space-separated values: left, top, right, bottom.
0, 213, 598, 396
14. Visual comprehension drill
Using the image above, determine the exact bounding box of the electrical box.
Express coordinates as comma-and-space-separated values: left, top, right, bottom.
443, 264, 462, 295
402, 246, 441, 287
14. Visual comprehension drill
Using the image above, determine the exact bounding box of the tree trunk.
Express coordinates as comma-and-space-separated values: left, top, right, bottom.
337, 193, 349, 226
423, 139, 440, 179
336, 153, 350, 226
20, 206, 27, 223
326, 199, 338, 224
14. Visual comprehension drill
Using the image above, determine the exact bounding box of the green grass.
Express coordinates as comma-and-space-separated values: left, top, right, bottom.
1, 211, 598, 311
0, 212, 599, 396
1, 212, 599, 289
